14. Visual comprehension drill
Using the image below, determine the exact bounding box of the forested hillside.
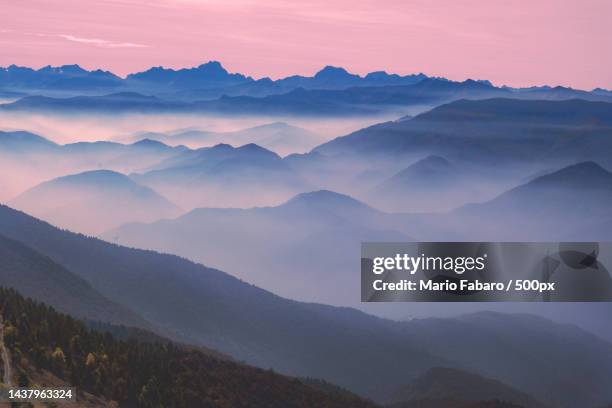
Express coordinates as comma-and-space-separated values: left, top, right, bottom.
390, 400, 524, 408
0, 287, 377, 408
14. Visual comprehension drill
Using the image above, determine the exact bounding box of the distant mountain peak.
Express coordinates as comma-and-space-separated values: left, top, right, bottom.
59, 64, 87, 74
364, 70, 391, 79
5, 64, 30, 71
196, 60, 226, 72
16, 168, 173, 200
375, 155, 458, 195
238, 142, 270, 151
392, 155, 454, 180
415, 154, 451, 167
314, 66, 359, 80
209, 142, 235, 151
561, 160, 608, 173
38, 64, 87, 75
0, 130, 57, 148
199, 141, 277, 157
364, 71, 428, 81
260, 121, 290, 128
288, 189, 355, 202
13, 169, 148, 195
463, 78, 494, 87
456, 161, 612, 223
126, 60, 250, 86
531, 161, 612, 189
241, 121, 308, 134
106, 91, 158, 100
55, 169, 129, 183
132, 138, 170, 148
283, 190, 375, 213
233, 143, 282, 160
190, 142, 282, 162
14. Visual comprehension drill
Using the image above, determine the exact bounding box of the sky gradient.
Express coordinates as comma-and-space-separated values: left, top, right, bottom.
1, 0, 610, 89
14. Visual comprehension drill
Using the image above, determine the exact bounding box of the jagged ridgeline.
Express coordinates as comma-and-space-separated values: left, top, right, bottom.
0, 287, 376, 408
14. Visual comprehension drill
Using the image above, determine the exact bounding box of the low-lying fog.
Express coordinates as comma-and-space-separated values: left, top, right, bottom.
2, 109, 612, 344
0, 110, 400, 149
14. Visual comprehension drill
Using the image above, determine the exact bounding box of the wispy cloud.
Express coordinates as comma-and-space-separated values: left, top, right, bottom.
59, 34, 146, 48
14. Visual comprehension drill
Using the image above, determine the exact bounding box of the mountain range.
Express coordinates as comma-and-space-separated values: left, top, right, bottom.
102, 190, 409, 304
4, 98, 612, 236
0, 129, 311, 209
0, 64, 122, 93
0, 130, 186, 201
132, 142, 310, 208
383, 161, 612, 243
127, 121, 322, 155
366, 155, 484, 213
103, 161, 612, 338
2, 62, 611, 116
2, 82, 612, 407
0, 62, 427, 97
313, 98, 612, 164
452, 161, 612, 241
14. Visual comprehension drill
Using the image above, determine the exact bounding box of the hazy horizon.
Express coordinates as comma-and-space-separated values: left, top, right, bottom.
1, 0, 611, 90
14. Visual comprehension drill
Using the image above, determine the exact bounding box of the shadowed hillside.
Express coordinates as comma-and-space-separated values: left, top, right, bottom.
0, 286, 377, 408
389, 367, 546, 408
0, 233, 147, 328
313, 99, 612, 167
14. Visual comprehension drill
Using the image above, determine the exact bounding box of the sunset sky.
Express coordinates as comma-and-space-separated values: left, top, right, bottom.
1, 0, 610, 89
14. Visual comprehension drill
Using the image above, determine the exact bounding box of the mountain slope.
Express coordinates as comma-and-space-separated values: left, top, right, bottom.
0, 287, 377, 408
0, 130, 58, 153
134, 143, 309, 208
454, 161, 612, 240
389, 367, 546, 408
0, 132, 185, 202
367, 155, 482, 212
463, 161, 612, 211
126, 61, 252, 90
5, 78, 610, 116
11, 170, 180, 235
0, 131, 63, 201
0, 203, 444, 401
391, 400, 524, 408
379, 155, 456, 188
151, 122, 322, 154
102, 190, 408, 305
2, 205, 612, 406
401, 312, 612, 408
0, 233, 147, 328
313, 98, 612, 167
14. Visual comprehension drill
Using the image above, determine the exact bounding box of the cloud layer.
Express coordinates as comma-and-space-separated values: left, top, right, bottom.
58, 34, 146, 48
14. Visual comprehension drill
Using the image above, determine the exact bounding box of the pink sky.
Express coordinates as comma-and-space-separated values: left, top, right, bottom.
1, 0, 610, 89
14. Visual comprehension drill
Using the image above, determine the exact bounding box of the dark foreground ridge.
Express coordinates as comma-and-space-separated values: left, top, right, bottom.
0, 286, 376, 408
